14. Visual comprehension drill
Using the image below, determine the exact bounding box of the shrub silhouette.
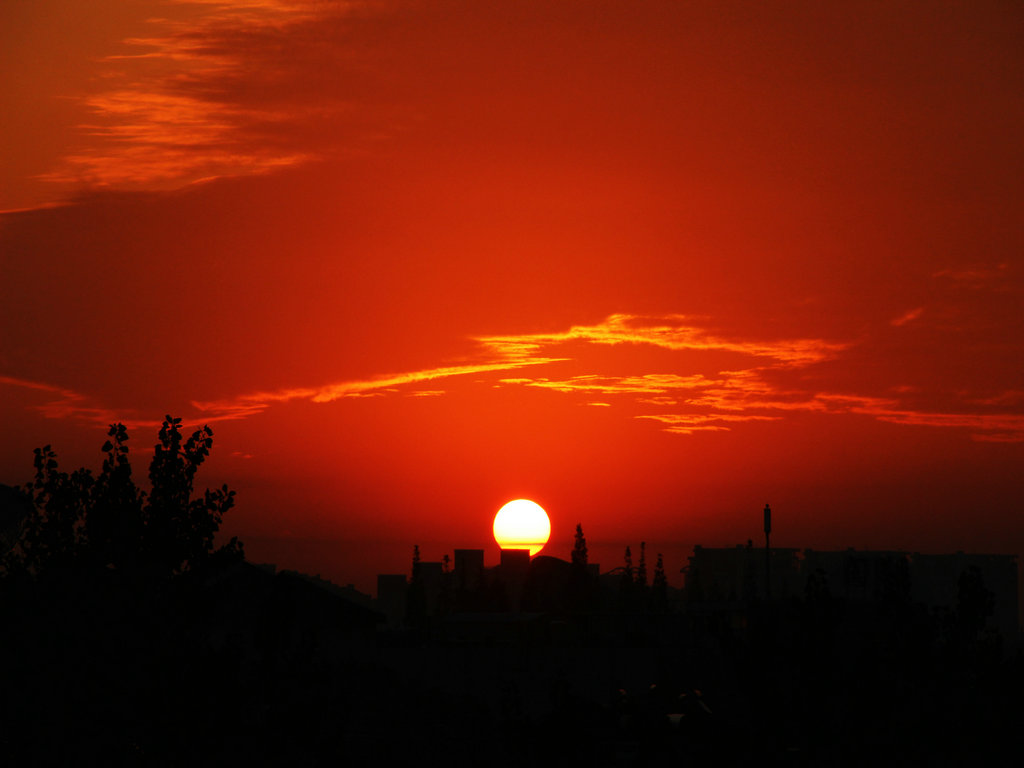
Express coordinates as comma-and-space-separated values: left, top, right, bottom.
8, 416, 242, 580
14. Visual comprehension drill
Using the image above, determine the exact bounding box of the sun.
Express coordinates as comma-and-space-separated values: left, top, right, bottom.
493, 499, 551, 556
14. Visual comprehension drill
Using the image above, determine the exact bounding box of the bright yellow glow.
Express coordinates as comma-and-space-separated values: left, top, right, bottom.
493, 499, 551, 556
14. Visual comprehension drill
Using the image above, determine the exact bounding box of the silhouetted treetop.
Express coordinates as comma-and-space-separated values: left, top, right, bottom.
652, 552, 666, 590
572, 523, 588, 568
6, 417, 242, 580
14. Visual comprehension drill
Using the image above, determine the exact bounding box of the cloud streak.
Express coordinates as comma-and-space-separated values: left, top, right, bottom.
479, 315, 1024, 441
891, 307, 924, 327
635, 412, 782, 435
478, 313, 848, 366
0, 375, 158, 429
189, 314, 841, 420
191, 357, 564, 420
8, 313, 1022, 443
39, 0, 352, 193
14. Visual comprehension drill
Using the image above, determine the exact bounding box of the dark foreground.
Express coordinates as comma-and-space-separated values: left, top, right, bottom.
3, 560, 1022, 767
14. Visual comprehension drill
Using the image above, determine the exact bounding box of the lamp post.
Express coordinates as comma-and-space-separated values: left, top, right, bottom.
763, 503, 772, 600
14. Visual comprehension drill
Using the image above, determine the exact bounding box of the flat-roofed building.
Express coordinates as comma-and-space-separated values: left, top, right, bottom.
685, 544, 800, 601
454, 548, 484, 591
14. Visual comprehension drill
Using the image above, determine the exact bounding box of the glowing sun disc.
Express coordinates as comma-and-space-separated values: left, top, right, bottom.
493, 499, 551, 556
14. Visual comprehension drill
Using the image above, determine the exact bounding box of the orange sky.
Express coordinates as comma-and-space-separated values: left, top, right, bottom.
2, 0, 1023, 591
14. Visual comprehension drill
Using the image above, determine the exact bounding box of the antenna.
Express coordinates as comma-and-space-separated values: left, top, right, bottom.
763, 503, 772, 599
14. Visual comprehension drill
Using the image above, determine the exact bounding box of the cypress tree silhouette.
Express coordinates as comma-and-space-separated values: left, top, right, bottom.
572, 523, 588, 568
568, 523, 593, 612
652, 552, 668, 611
637, 540, 648, 589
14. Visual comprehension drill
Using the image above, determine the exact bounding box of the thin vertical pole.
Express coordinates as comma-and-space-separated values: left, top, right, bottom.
763, 503, 772, 600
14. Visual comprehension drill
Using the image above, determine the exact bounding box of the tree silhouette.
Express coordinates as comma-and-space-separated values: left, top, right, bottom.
623, 545, 633, 577
86, 422, 145, 572
10, 417, 241, 580
572, 523, 588, 568
651, 552, 667, 611
145, 418, 236, 575
17, 444, 93, 576
636, 541, 648, 589
568, 523, 593, 612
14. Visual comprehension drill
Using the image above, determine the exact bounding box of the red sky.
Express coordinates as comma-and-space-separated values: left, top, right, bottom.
3, 0, 1023, 592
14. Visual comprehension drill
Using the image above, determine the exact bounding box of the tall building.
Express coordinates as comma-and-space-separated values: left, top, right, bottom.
454, 548, 484, 592
499, 548, 531, 611
416, 561, 444, 615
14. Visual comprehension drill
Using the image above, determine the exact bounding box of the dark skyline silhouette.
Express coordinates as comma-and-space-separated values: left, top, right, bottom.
3, 420, 1022, 765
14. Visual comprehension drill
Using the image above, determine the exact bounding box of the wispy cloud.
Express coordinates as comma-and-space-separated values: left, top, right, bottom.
972, 390, 1024, 407
0, 375, 156, 429
498, 373, 716, 396
478, 315, 1024, 441
867, 409, 1024, 441
39, 0, 354, 192
478, 313, 847, 366
891, 307, 924, 327
42, 91, 311, 188
932, 262, 1010, 286
191, 357, 563, 420
9, 313, 1022, 443
636, 412, 782, 435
